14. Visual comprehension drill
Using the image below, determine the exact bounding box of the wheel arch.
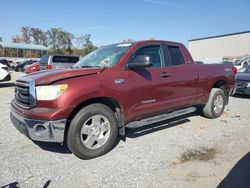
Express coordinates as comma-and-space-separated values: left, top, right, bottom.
64, 97, 125, 144
212, 79, 229, 104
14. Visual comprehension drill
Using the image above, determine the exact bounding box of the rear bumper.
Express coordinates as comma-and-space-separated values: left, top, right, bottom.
10, 109, 66, 143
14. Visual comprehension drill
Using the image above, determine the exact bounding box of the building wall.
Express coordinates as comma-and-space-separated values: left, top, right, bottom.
189, 32, 250, 63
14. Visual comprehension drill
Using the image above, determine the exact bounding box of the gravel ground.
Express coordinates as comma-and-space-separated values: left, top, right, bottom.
0, 72, 250, 188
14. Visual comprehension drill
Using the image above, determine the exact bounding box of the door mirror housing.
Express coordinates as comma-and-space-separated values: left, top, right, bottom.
127, 55, 153, 69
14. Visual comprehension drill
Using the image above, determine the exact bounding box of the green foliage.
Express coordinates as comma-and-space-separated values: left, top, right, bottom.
0, 36, 2, 42
30, 28, 47, 46
46, 28, 75, 54
13, 26, 98, 56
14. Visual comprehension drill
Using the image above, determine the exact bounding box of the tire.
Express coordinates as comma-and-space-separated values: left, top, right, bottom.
67, 103, 118, 159
202, 88, 226, 119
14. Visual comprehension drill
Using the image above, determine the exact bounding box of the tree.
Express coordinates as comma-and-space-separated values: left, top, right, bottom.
47, 28, 60, 52
47, 28, 75, 54
75, 36, 86, 49
63, 32, 74, 53
0, 37, 2, 42
82, 34, 96, 55
21, 26, 31, 44
12, 35, 23, 43
83, 34, 93, 48
30, 28, 47, 46
12, 26, 31, 43
73, 34, 97, 56
11, 26, 97, 55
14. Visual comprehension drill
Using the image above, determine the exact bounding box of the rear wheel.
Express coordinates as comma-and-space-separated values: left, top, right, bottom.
202, 88, 226, 119
67, 103, 118, 159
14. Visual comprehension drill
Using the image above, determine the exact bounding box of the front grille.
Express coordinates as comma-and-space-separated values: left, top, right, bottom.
15, 80, 36, 109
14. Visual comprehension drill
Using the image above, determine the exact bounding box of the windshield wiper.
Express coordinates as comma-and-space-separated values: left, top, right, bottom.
81, 65, 107, 68
81, 65, 97, 68
71, 65, 108, 69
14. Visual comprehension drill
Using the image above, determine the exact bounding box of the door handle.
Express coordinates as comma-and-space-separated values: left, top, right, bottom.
160, 72, 171, 77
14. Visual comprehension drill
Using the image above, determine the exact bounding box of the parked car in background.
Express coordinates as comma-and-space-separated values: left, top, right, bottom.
235, 65, 250, 95
0, 59, 10, 67
0, 59, 15, 70
14, 60, 37, 72
0, 63, 11, 82
221, 60, 233, 64
25, 62, 40, 74
234, 58, 250, 70
39, 55, 80, 70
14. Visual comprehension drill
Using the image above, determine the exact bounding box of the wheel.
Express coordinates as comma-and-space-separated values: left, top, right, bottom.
67, 103, 118, 159
202, 88, 226, 119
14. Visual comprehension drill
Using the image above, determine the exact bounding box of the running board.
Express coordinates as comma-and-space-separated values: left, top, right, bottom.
126, 107, 197, 129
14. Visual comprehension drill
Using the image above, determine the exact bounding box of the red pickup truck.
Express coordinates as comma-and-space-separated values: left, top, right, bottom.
10, 40, 236, 159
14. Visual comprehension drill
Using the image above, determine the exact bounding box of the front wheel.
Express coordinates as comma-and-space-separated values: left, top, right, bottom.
67, 103, 118, 159
202, 88, 226, 119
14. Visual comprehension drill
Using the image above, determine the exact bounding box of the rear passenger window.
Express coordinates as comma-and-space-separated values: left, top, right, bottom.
167, 46, 185, 66
52, 56, 79, 63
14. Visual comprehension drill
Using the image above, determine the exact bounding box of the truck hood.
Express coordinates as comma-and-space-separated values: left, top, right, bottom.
236, 73, 250, 81
21, 68, 105, 85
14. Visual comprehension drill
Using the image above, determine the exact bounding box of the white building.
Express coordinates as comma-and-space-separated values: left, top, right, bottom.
189, 31, 250, 63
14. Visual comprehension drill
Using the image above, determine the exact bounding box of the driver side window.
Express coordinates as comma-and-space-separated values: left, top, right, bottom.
133, 46, 162, 68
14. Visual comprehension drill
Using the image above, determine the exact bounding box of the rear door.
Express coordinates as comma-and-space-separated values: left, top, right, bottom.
162, 44, 198, 109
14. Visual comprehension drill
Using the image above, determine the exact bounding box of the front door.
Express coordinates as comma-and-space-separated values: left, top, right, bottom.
125, 45, 174, 121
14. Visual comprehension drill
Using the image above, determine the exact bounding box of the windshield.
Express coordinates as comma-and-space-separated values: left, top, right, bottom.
73, 43, 132, 68
39, 55, 49, 64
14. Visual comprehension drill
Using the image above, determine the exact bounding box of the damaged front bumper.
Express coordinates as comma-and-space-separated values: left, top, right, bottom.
10, 110, 66, 143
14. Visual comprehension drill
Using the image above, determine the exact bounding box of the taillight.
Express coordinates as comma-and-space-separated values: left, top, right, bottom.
232, 67, 237, 74
47, 64, 52, 69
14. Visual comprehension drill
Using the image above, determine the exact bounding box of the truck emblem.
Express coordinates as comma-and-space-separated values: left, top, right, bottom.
114, 79, 125, 84
142, 99, 156, 104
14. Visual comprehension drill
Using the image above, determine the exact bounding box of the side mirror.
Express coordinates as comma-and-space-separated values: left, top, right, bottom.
127, 55, 153, 69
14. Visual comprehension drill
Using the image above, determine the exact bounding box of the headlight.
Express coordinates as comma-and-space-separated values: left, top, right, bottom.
36, 84, 68, 100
